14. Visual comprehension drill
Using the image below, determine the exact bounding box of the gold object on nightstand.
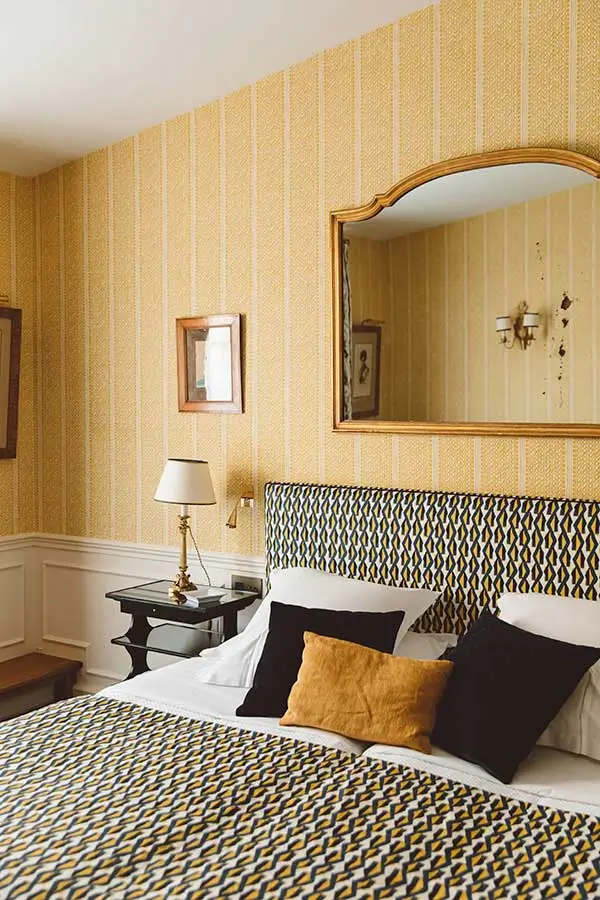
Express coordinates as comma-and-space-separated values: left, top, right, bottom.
154, 458, 216, 602
169, 512, 196, 601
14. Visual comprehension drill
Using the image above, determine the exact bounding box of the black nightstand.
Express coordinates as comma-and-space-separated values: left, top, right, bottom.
106, 580, 258, 679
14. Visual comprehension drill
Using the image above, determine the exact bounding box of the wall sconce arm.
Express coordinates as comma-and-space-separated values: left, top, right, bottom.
226, 494, 255, 529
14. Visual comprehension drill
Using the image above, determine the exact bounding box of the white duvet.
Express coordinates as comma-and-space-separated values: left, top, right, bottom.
102, 656, 600, 818
102, 657, 366, 755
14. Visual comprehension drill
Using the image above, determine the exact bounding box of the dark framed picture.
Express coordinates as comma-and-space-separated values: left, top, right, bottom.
0, 307, 22, 459
177, 314, 242, 413
351, 325, 381, 419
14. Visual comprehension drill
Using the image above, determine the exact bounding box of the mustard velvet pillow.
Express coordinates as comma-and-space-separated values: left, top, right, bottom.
280, 632, 453, 753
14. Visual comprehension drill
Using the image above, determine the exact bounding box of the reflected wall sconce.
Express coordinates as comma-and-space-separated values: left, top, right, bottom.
496, 302, 540, 350
226, 494, 255, 529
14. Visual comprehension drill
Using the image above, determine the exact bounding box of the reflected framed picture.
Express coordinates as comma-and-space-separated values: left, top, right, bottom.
177, 314, 242, 413
0, 307, 22, 458
351, 325, 381, 419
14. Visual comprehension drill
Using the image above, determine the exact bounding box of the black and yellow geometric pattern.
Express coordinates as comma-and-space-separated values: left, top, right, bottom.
2, 696, 600, 899
265, 482, 600, 634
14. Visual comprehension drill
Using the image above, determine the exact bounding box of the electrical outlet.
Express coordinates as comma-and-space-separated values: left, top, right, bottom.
231, 574, 263, 598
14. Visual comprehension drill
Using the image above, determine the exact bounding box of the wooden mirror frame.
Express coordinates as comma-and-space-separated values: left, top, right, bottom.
176, 314, 243, 414
0, 306, 22, 459
331, 147, 600, 437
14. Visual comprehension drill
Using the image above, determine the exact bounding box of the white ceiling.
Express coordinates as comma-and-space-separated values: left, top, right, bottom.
345, 164, 596, 240
0, 0, 435, 177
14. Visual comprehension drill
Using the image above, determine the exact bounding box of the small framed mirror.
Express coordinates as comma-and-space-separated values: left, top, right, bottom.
177, 314, 242, 414
332, 148, 600, 436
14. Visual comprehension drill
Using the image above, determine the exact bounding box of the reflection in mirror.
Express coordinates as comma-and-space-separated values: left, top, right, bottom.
192, 326, 233, 402
177, 313, 242, 414
335, 152, 600, 434
351, 324, 381, 418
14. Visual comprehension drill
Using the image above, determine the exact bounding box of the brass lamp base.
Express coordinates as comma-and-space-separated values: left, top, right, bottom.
169, 569, 197, 603
169, 511, 197, 604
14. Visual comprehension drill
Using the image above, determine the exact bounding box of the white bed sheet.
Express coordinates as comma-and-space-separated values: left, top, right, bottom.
364, 743, 600, 816
101, 657, 366, 756
102, 658, 600, 817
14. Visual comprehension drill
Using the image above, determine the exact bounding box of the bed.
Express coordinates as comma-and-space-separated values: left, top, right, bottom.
1, 482, 600, 899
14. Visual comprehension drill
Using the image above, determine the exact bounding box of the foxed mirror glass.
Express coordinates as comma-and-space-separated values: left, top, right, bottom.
332, 149, 600, 436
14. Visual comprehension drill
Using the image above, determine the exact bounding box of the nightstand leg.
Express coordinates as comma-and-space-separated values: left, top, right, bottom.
222, 610, 238, 641
125, 614, 152, 679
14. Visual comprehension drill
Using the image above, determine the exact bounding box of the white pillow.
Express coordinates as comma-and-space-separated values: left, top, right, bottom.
196, 567, 440, 687
394, 630, 457, 659
498, 592, 600, 647
498, 591, 600, 761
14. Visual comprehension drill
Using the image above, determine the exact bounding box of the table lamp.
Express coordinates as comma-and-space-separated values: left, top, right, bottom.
154, 458, 216, 600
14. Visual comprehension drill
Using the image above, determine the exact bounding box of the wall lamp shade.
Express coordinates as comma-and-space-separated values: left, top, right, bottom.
496, 303, 539, 350
154, 459, 216, 508
522, 312, 540, 329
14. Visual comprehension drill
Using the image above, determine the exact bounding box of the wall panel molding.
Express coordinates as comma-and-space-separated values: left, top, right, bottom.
41, 634, 90, 650
0, 560, 26, 654
0, 534, 36, 552
0, 637, 25, 649
34, 533, 265, 578
1, 532, 265, 691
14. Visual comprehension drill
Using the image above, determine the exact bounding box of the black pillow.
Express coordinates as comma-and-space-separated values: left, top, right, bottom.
432, 611, 600, 783
236, 601, 405, 718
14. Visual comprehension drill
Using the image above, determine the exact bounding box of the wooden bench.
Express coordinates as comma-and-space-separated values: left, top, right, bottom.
0, 653, 82, 721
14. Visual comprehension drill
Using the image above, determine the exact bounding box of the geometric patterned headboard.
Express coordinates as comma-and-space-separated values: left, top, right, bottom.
264, 481, 600, 634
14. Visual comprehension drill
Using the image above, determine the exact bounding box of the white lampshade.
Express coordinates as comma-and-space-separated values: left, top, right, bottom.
154, 459, 216, 506
495, 315, 512, 333
523, 312, 539, 329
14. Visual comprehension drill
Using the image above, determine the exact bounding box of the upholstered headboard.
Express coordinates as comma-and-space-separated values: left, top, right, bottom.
264, 481, 600, 634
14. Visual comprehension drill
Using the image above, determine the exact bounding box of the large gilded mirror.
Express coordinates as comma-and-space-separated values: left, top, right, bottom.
332, 148, 600, 435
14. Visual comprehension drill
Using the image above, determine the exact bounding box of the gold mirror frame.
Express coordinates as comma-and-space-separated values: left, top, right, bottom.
332, 147, 600, 437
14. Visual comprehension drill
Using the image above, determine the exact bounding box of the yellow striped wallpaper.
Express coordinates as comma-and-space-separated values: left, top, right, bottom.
0, 173, 37, 535
3, 0, 600, 552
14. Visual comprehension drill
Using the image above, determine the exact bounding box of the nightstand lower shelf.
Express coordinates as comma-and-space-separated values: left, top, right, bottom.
107, 580, 258, 679
112, 623, 222, 659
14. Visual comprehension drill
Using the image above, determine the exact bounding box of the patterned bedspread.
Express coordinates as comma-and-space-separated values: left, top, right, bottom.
1, 696, 599, 899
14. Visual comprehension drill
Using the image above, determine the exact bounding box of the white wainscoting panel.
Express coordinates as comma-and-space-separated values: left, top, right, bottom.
35, 535, 266, 693
41, 561, 129, 683
0, 562, 25, 650
0, 535, 37, 663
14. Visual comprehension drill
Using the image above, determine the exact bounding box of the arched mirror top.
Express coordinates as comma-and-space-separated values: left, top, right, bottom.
332, 148, 600, 436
